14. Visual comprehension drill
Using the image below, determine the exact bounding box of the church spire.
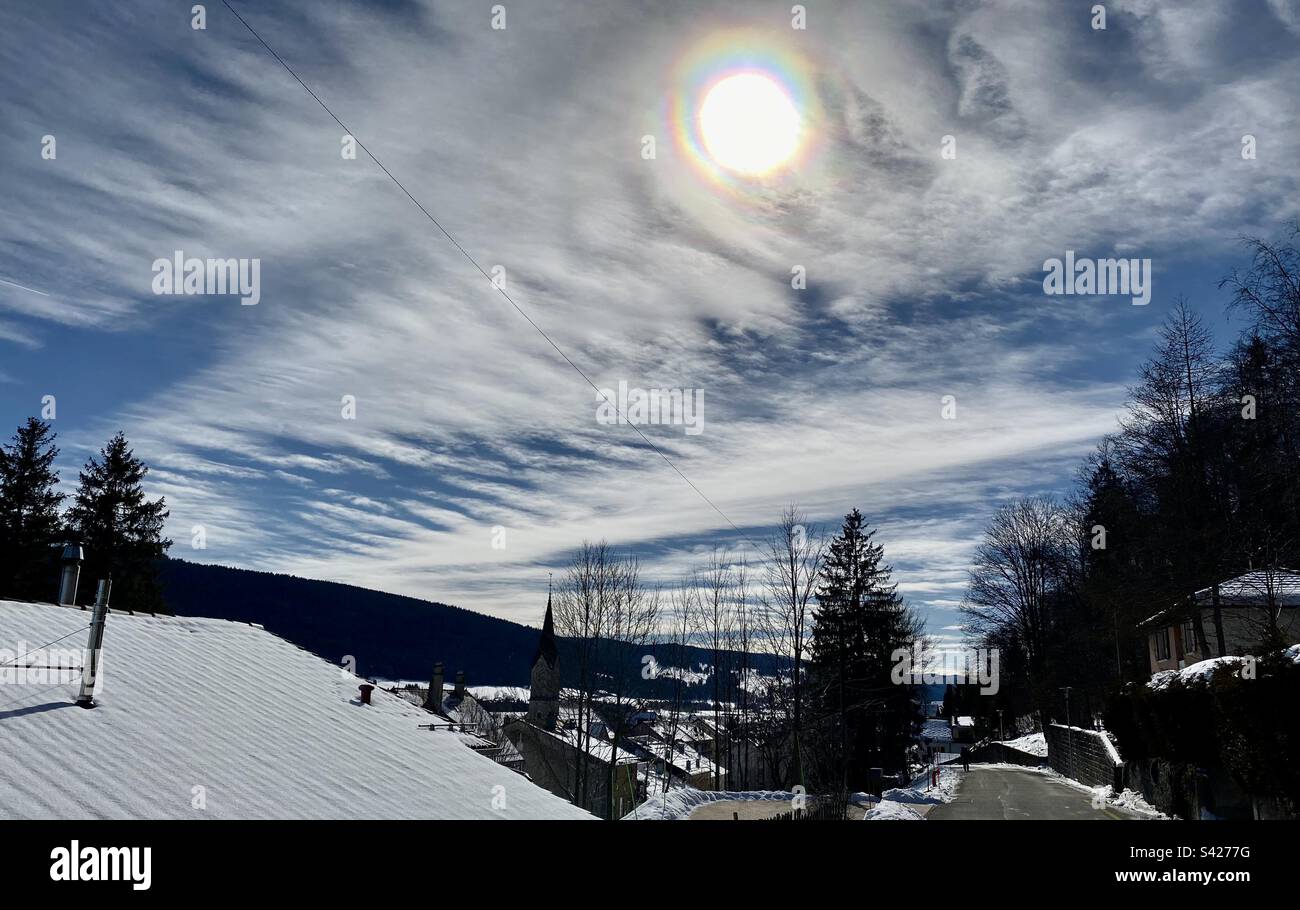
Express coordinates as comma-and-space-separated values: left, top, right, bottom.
533, 586, 558, 667
527, 583, 561, 731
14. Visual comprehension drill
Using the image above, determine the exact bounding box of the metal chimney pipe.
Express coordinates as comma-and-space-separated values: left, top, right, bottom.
454, 669, 466, 699
58, 544, 84, 605
75, 577, 111, 709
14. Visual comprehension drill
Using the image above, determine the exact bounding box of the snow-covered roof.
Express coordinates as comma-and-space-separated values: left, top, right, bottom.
919, 719, 952, 742
637, 736, 722, 777
1196, 570, 1300, 605
1140, 569, 1300, 626
0, 600, 592, 819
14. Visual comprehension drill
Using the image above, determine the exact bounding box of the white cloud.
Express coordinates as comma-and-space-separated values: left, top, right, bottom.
3, 0, 1296, 636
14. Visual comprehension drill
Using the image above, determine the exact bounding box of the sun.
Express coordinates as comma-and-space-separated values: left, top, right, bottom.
697, 72, 802, 177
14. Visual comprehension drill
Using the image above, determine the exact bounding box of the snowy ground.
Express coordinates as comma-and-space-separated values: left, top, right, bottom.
857, 764, 966, 820
998, 732, 1047, 757
622, 787, 796, 820
862, 800, 924, 820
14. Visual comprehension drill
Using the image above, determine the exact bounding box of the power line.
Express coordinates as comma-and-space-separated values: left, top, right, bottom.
219, 0, 757, 549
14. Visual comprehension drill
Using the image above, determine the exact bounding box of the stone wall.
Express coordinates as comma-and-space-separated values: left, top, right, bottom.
1044, 724, 1123, 789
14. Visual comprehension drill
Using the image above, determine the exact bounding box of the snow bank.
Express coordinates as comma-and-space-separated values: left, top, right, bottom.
999, 732, 1047, 757
861, 764, 964, 819
908, 764, 964, 801
1104, 787, 1170, 819
863, 800, 923, 820
1148, 655, 1246, 691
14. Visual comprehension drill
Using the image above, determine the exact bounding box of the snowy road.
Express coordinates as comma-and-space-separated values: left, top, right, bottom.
927, 767, 1138, 820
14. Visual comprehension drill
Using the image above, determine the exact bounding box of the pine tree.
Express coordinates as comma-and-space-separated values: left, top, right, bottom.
810, 508, 922, 787
67, 432, 171, 612
0, 418, 65, 600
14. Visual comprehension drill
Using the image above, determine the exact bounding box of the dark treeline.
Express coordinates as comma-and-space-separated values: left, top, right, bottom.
961, 223, 1300, 725
159, 557, 788, 690
0, 425, 170, 610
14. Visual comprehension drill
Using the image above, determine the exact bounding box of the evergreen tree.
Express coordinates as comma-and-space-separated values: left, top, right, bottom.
810, 508, 922, 787
1076, 453, 1150, 684
0, 418, 65, 599
67, 432, 171, 612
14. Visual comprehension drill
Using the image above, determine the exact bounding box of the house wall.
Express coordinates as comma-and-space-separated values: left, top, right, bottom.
503, 720, 639, 819
1217, 605, 1300, 653
1148, 606, 1300, 676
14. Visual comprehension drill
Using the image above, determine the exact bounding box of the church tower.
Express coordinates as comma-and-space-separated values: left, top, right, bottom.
526, 590, 560, 731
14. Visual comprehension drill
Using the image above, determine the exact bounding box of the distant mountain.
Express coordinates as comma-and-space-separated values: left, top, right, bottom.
159, 559, 787, 692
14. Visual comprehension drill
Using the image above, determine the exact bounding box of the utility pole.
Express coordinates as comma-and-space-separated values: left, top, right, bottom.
75, 578, 111, 709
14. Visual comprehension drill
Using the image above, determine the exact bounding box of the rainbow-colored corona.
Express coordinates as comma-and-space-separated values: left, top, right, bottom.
668, 28, 821, 197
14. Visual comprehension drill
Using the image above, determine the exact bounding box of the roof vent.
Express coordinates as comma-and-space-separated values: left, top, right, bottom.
58, 544, 84, 606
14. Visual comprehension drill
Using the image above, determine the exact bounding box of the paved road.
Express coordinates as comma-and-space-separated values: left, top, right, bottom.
928, 767, 1136, 820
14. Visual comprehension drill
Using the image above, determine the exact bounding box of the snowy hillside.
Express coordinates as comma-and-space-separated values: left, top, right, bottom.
0, 600, 592, 820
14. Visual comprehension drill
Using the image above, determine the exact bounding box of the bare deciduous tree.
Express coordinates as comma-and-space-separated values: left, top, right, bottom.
961, 497, 1072, 686
758, 505, 824, 789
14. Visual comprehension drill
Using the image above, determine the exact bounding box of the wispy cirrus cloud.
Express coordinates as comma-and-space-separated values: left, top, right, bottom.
2, 0, 1296, 637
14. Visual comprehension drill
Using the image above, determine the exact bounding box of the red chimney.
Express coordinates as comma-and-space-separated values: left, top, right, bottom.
358, 684, 375, 705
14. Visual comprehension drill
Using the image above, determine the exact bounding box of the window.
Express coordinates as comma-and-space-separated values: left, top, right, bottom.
1155, 627, 1171, 661
1181, 619, 1199, 655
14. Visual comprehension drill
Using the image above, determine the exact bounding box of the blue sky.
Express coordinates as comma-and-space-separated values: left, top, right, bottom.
2, 0, 1298, 652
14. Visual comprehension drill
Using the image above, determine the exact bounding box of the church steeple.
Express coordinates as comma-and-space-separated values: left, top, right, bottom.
527, 585, 560, 731
533, 589, 558, 667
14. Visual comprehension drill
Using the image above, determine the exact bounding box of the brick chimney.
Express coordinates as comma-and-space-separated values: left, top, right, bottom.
423, 661, 444, 711
454, 670, 466, 700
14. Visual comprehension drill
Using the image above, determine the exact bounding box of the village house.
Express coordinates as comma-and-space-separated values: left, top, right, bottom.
386, 664, 525, 772
1138, 569, 1300, 677
917, 717, 955, 762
